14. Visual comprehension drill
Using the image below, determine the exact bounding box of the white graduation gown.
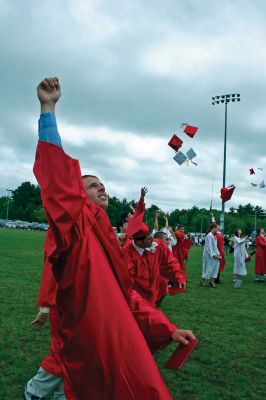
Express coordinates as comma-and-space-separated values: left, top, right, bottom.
233, 236, 248, 276
202, 232, 220, 279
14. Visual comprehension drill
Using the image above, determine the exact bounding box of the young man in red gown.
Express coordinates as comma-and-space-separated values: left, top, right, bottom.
124, 224, 190, 352
254, 228, 266, 281
172, 225, 189, 272
31, 77, 195, 400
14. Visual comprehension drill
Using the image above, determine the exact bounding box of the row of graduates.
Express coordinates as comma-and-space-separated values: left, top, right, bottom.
201, 215, 266, 288
116, 206, 193, 271
24, 77, 196, 400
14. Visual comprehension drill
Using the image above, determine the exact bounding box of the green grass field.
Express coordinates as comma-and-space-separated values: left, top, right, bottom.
0, 229, 266, 400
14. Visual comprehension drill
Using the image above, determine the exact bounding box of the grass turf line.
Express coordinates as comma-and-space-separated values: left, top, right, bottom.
0, 229, 265, 399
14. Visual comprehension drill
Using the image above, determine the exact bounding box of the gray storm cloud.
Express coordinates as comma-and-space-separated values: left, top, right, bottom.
0, 0, 265, 210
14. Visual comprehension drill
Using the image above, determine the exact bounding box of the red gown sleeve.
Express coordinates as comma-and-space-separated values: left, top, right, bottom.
33, 142, 86, 238
257, 236, 266, 247
37, 258, 58, 307
135, 199, 145, 216
130, 289, 177, 353
174, 231, 185, 241
37, 229, 59, 307
183, 239, 193, 251
158, 241, 187, 284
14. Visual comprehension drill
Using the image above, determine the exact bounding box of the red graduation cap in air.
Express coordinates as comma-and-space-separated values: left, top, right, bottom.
220, 184, 236, 203
183, 124, 198, 138
249, 168, 255, 175
168, 134, 183, 152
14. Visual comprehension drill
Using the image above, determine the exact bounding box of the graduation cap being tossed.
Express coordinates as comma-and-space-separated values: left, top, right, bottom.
260, 180, 265, 189
168, 134, 183, 152
173, 148, 198, 166
220, 184, 236, 203
250, 180, 265, 189
186, 148, 197, 166
183, 124, 199, 138
173, 151, 187, 165
249, 167, 263, 175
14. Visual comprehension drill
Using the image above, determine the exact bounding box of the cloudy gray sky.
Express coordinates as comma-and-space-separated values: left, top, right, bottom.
0, 0, 265, 211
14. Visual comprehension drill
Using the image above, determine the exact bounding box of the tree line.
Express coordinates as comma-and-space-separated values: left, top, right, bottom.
0, 182, 265, 234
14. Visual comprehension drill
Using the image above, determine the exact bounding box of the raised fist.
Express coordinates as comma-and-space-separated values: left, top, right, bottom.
37, 77, 61, 105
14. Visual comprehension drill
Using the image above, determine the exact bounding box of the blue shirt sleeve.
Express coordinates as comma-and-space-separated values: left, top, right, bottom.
38, 112, 62, 148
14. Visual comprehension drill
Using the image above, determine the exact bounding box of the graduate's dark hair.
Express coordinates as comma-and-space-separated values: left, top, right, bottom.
154, 231, 168, 240
82, 174, 99, 180
206, 223, 217, 234
176, 224, 185, 230
116, 211, 129, 232
256, 228, 264, 236
234, 228, 242, 238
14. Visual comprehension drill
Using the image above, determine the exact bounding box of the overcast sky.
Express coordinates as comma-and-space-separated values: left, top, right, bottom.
0, 0, 266, 212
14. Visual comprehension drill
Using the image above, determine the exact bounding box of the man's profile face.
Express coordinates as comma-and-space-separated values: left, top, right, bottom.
135, 234, 153, 249
82, 176, 108, 209
160, 233, 169, 245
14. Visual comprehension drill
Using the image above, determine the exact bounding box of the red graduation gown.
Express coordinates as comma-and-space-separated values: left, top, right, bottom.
125, 239, 186, 305
34, 142, 172, 400
215, 232, 225, 273
124, 240, 186, 352
172, 230, 186, 271
183, 239, 193, 262
37, 227, 61, 311
37, 230, 63, 378
255, 235, 266, 274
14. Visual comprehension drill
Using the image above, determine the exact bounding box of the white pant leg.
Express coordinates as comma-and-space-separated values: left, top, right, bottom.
53, 381, 66, 400
24, 367, 64, 399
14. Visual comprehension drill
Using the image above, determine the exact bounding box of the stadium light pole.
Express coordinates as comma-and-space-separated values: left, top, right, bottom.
212, 93, 241, 233
6, 189, 13, 221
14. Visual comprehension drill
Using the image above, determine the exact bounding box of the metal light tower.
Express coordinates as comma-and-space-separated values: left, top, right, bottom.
212, 93, 241, 233
6, 189, 13, 221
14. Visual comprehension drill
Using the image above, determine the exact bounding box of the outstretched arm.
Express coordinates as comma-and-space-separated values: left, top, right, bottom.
37, 77, 61, 113
134, 187, 148, 216
37, 77, 62, 148
154, 211, 159, 232
130, 290, 196, 352
34, 77, 86, 238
